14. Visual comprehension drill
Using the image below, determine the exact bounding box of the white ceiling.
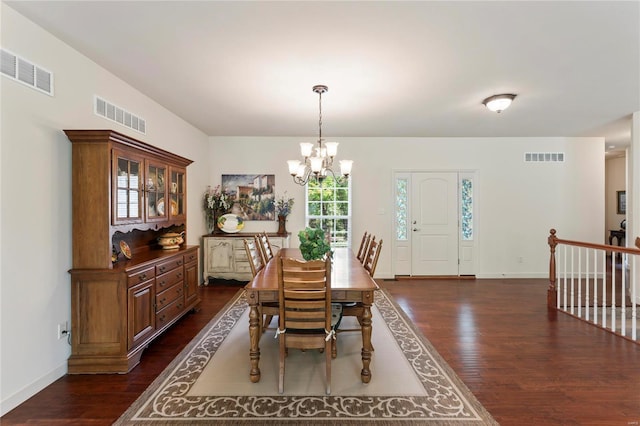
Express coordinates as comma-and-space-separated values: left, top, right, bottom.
5, 1, 639, 154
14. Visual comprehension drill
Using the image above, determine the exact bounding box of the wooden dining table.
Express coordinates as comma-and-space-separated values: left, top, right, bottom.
244, 247, 379, 384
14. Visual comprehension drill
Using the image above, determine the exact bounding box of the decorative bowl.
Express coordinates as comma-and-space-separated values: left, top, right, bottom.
157, 232, 184, 250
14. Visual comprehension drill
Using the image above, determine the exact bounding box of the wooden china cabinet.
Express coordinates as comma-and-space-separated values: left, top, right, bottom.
65, 129, 199, 374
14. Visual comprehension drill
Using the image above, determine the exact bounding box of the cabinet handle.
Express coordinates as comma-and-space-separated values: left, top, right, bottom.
159, 280, 166, 287
177, 273, 182, 279
177, 260, 183, 266
159, 266, 166, 273
139, 273, 147, 282
160, 297, 166, 304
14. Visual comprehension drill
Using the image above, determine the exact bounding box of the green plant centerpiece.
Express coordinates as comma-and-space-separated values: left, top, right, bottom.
298, 227, 332, 261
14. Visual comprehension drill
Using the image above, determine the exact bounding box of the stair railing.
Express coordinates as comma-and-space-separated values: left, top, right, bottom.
548, 229, 640, 342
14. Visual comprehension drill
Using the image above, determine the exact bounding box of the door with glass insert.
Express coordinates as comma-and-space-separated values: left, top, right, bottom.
113, 149, 143, 225
169, 167, 186, 219
145, 161, 167, 222
393, 171, 477, 276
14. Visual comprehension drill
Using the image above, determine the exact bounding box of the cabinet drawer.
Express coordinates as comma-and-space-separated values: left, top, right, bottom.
156, 282, 184, 311
156, 298, 185, 328
235, 261, 252, 273
156, 257, 183, 275
127, 266, 155, 287
156, 268, 183, 292
183, 250, 197, 264
232, 239, 247, 249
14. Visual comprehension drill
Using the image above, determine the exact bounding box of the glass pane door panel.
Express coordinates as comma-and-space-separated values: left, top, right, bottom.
114, 154, 142, 223
169, 168, 186, 218
146, 163, 167, 220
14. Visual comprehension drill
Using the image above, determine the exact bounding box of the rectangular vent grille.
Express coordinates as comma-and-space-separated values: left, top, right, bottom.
94, 96, 146, 134
0, 48, 53, 96
524, 152, 565, 163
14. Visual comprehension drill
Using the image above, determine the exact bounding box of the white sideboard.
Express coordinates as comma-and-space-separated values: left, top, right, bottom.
203, 232, 290, 282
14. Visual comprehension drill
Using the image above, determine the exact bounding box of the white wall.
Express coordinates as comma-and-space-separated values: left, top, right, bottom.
0, 4, 209, 415
210, 136, 605, 279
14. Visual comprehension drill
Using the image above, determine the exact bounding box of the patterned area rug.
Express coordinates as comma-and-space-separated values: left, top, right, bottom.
115, 289, 497, 425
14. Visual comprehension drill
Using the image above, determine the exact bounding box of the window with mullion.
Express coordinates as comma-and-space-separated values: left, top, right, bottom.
306, 175, 351, 248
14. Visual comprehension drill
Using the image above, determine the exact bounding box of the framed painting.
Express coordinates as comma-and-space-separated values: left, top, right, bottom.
617, 190, 626, 215
221, 174, 275, 220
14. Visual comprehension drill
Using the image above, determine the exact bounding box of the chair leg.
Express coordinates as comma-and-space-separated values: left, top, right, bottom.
325, 339, 332, 395
263, 314, 273, 332
279, 338, 285, 394
331, 336, 337, 359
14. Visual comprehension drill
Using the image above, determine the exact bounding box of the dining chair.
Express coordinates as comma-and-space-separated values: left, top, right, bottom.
363, 238, 383, 277
337, 239, 383, 347
356, 232, 371, 264
244, 238, 278, 332
277, 256, 333, 394
256, 232, 274, 266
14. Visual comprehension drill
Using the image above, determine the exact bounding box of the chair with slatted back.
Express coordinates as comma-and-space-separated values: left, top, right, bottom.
256, 232, 274, 266
244, 238, 278, 332
363, 238, 382, 277
277, 256, 333, 394
356, 232, 371, 264
337, 239, 383, 346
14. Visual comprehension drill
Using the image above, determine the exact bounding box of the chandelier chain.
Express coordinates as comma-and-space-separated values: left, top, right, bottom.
318, 89, 322, 142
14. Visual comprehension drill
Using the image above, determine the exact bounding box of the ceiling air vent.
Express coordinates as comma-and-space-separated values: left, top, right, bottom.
0, 48, 53, 96
94, 96, 146, 135
524, 152, 565, 163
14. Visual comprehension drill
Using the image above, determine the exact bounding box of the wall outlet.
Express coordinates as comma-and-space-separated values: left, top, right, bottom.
517, 256, 524, 263
57, 321, 69, 340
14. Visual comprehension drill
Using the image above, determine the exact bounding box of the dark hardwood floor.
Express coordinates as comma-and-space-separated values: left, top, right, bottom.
2, 278, 639, 425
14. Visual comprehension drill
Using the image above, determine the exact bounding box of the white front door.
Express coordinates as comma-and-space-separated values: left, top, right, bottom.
410, 172, 459, 275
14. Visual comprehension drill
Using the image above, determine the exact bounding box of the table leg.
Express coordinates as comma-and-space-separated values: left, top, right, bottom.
360, 295, 373, 383
247, 293, 261, 383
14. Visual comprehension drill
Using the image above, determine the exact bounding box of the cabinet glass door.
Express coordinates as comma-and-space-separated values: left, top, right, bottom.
146, 162, 167, 221
114, 150, 143, 224
169, 167, 186, 219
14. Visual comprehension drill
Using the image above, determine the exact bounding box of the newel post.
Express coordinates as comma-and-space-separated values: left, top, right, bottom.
547, 229, 558, 309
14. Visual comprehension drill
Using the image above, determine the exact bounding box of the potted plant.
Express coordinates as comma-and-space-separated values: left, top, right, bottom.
298, 227, 332, 261
274, 193, 294, 235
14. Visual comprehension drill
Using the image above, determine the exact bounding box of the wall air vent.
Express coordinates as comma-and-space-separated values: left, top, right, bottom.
94, 96, 146, 134
524, 152, 565, 163
0, 48, 53, 96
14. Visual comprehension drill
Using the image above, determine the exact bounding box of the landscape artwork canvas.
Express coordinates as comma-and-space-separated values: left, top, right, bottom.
221, 174, 275, 221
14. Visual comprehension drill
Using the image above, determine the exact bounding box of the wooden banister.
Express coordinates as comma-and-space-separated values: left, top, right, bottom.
547, 228, 640, 309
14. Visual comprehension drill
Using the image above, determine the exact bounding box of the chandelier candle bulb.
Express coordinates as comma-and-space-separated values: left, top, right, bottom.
325, 142, 339, 157
340, 160, 353, 176
287, 160, 301, 175
300, 143, 314, 157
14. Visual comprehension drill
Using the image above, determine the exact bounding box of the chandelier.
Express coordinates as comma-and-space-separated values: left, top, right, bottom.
287, 85, 353, 186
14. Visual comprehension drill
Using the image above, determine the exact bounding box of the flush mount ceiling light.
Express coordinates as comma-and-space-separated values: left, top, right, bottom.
287, 85, 353, 186
482, 94, 517, 113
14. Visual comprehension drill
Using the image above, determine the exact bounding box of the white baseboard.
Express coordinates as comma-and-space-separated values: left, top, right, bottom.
0, 362, 67, 416
475, 273, 548, 279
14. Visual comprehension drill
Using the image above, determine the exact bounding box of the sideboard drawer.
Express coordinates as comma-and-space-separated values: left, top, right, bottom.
156, 257, 183, 275
156, 298, 185, 329
156, 267, 183, 292
156, 282, 184, 311
127, 266, 155, 287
